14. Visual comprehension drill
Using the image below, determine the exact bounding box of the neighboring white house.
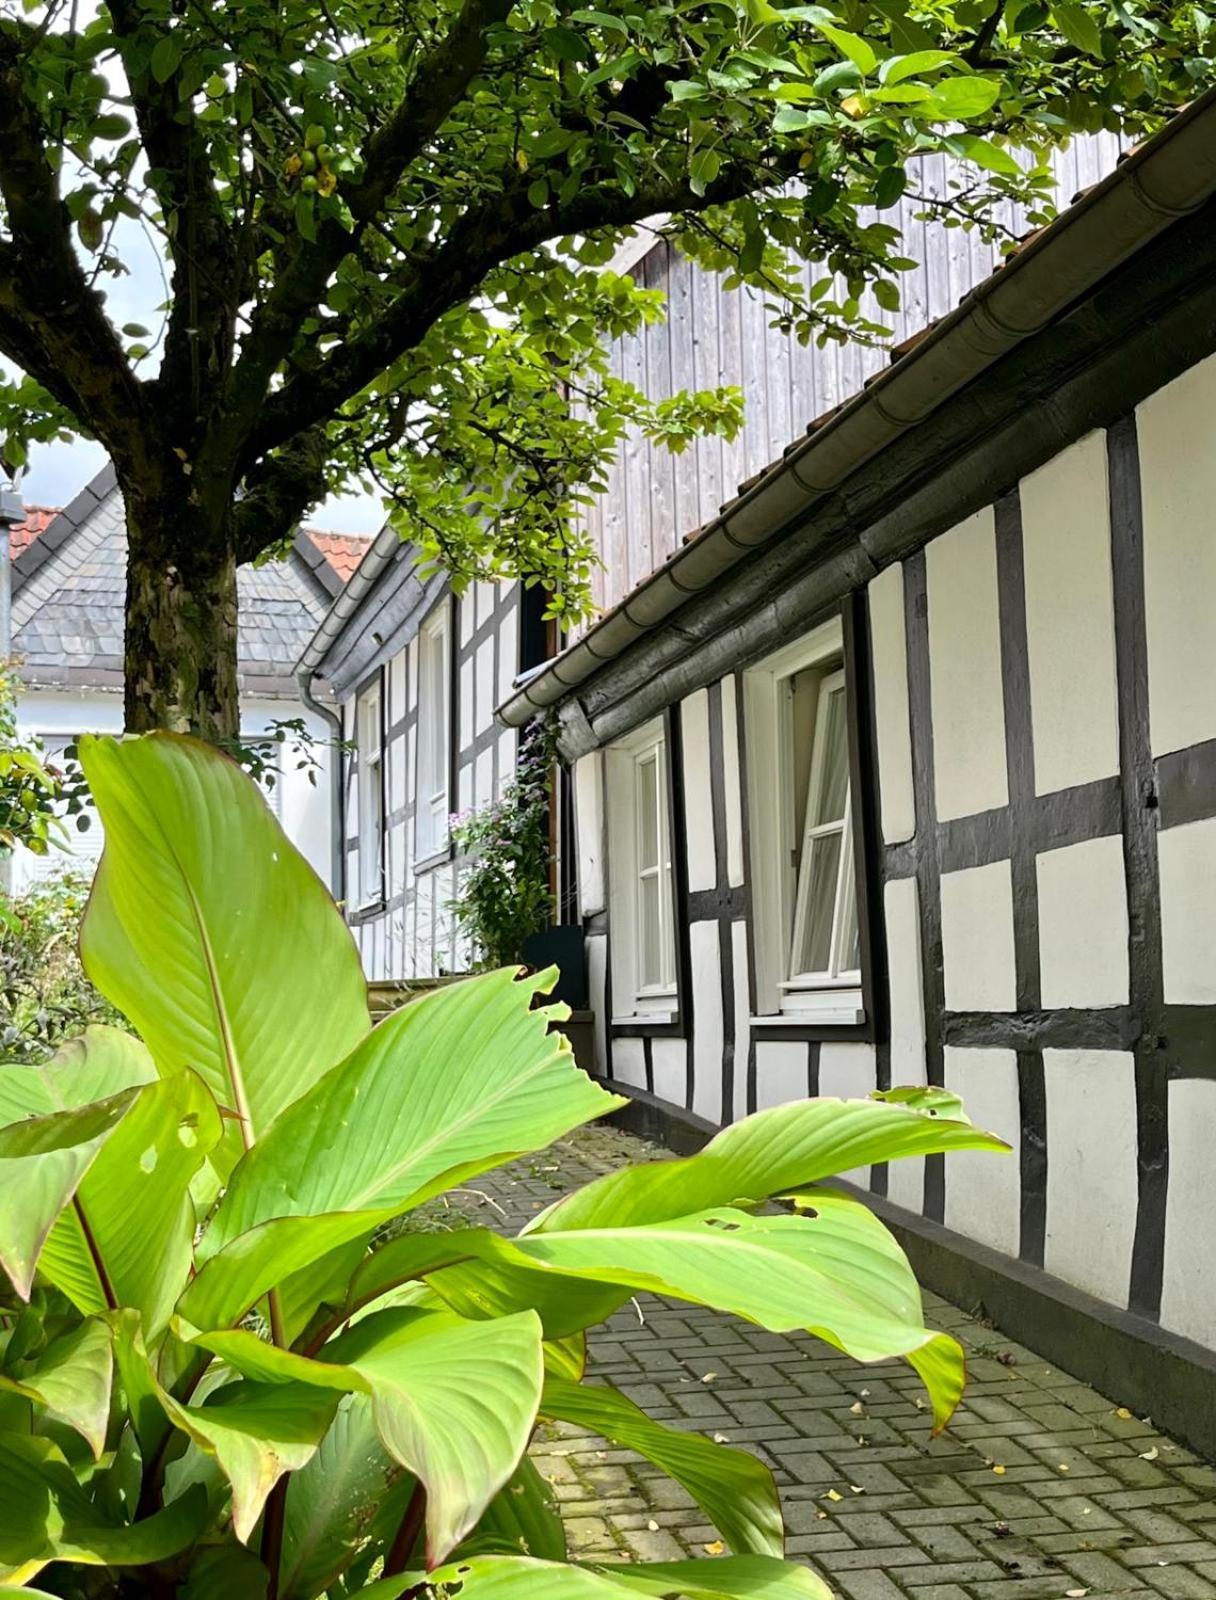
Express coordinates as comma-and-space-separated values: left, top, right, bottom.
7, 465, 368, 892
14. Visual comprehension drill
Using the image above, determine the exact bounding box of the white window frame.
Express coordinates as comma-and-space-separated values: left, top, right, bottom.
743, 618, 864, 1025
605, 717, 678, 1021
356, 677, 384, 909
414, 601, 452, 866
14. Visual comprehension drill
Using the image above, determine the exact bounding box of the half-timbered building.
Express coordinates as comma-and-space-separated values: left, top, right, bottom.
497, 92, 1216, 1447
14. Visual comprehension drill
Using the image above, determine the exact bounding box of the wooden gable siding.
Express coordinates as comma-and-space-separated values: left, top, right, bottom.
580, 136, 1123, 624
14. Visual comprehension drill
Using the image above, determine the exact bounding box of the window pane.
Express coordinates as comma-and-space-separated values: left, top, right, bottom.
791, 831, 841, 977
637, 753, 659, 870
813, 685, 849, 826
838, 874, 860, 974
639, 872, 661, 987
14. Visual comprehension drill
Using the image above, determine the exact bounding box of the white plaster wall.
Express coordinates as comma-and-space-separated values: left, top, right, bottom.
943, 1047, 1021, 1258
868, 563, 915, 844
1138, 353, 1216, 757
926, 508, 1009, 823
1160, 1078, 1216, 1347
940, 860, 1017, 1012
1020, 432, 1119, 795
1158, 816, 1216, 1004
819, 1043, 877, 1186
652, 1038, 688, 1108
1036, 834, 1129, 1008
720, 675, 745, 888
884, 875, 927, 1213
681, 689, 715, 893
612, 1036, 647, 1090
1043, 1049, 1138, 1306
689, 919, 723, 1122
753, 1040, 809, 1110
574, 752, 606, 917
730, 918, 751, 1125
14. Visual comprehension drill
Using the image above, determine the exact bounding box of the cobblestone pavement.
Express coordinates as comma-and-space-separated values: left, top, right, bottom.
444, 1123, 1216, 1600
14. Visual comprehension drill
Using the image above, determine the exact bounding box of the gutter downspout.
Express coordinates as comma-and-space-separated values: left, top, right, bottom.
297, 664, 345, 902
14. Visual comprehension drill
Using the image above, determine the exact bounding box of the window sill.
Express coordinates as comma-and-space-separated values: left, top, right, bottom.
610, 1009, 682, 1037
749, 1010, 873, 1043
413, 842, 453, 874
348, 898, 387, 925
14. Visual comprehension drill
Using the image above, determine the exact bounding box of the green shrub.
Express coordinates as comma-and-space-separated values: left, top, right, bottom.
450, 722, 556, 969
0, 872, 123, 1065
0, 732, 1006, 1598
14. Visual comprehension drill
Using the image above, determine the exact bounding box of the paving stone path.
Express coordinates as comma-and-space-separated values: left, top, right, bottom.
447, 1123, 1216, 1600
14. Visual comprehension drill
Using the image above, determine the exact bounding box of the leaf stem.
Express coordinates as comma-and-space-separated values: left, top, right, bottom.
383, 1480, 427, 1581
261, 1475, 289, 1600
73, 1195, 118, 1310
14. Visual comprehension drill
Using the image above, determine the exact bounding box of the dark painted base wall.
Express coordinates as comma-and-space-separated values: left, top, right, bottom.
599, 1078, 1216, 1463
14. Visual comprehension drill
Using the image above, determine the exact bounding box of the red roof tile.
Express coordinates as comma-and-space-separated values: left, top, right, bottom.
304, 530, 373, 583
8, 505, 58, 558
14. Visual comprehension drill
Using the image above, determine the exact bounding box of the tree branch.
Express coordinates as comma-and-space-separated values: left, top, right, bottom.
0, 35, 149, 475
231, 426, 331, 564
245, 152, 797, 466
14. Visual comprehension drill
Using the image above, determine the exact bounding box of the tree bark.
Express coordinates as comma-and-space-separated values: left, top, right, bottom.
123, 499, 240, 743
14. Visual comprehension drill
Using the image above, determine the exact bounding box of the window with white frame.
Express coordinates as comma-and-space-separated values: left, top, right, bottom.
356, 678, 384, 908
415, 602, 451, 863
744, 618, 864, 1023
606, 719, 677, 1017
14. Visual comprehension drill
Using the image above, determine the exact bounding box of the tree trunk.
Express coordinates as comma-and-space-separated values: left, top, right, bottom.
123, 501, 240, 743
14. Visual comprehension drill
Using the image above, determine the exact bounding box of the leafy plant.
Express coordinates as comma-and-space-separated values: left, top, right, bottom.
0, 666, 91, 862
450, 721, 556, 970
0, 731, 1007, 1597
0, 872, 124, 1067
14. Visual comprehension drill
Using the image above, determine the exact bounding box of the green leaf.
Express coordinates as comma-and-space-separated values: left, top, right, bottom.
0, 1088, 140, 1299
159, 1379, 340, 1543
38, 1069, 222, 1334
0, 1318, 113, 1458
460, 1456, 566, 1561
542, 1378, 783, 1557
360, 1553, 830, 1597
0, 1433, 207, 1571
279, 1396, 413, 1600
515, 1197, 965, 1428
176, 1304, 545, 1566
324, 1307, 544, 1565
180, 1544, 270, 1600
78, 733, 369, 1147
879, 48, 958, 82
689, 148, 722, 196
1052, 0, 1104, 54
187, 969, 621, 1329
816, 22, 878, 74
149, 34, 182, 83
532, 1093, 1008, 1232
949, 133, 1022, 174
925, 74, 1002, 119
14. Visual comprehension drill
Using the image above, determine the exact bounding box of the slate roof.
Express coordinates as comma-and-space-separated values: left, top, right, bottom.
9, 470, 351, 698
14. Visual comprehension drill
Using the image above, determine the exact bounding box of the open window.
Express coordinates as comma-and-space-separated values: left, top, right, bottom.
745, 617, 866, 1025
355, 675, 384, 909
415, 601, 451, 865
605, 716, 679, 1022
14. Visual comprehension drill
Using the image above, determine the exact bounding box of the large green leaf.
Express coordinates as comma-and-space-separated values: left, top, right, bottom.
182, 1304, 545, 1566
532, 1090, 1008, 1233
361, 1554, 830, 1598
458, 1455, 567, 1562
175, 1305, 545, 1564
38, 1069, 222, 1333
512, 1196, 964, 1429
0, 1433, 207, 1572
158, 1378, 341, 1543
0, 1318, 113, 1458
77, 732, 370, 1147
184, 971, 621, 1329
0, 1026, 155, 1124
278, 1396, 413, 1600
0, 1089, 140, 1299
541, 1378, 783, 1558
